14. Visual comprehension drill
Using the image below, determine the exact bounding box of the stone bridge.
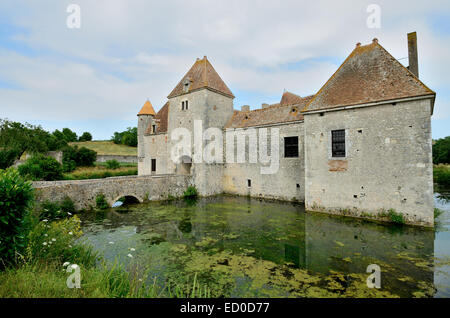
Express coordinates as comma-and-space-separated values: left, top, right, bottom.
32, 174, 193, 210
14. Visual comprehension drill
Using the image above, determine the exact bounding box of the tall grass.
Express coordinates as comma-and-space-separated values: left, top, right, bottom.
64, 165, 137, 180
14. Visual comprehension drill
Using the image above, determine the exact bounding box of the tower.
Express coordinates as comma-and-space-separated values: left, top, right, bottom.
137, 99, 156, 174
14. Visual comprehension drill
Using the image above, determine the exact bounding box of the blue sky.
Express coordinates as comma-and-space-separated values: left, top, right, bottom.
0, 0, 449, 140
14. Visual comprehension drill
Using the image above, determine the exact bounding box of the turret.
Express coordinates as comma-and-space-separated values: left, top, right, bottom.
137, 99, 156, 161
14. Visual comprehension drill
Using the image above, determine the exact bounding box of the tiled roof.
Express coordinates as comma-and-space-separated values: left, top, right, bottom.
302, 40, 435, 113
145, 101, 169, 134
167, 56, 234, 99
225, 95, 313, 129
137, 100, 156, 116
280, 91, 304, 106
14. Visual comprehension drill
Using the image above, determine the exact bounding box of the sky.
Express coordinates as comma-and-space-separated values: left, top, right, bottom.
0, 0, 449, 140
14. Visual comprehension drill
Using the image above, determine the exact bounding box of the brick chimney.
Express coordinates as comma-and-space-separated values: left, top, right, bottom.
407, 32, 419, 78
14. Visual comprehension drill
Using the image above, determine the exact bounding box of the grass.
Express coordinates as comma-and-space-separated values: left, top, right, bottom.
69, 141, 137, 156
388, 209, 405, 225
434, 164, 450, 187
64, 165, 137, 180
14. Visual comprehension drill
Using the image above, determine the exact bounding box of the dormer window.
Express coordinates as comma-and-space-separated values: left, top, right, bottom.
183, 78, 191, 93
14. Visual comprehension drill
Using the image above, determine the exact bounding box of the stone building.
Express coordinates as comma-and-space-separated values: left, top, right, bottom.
137, 33, 436, 227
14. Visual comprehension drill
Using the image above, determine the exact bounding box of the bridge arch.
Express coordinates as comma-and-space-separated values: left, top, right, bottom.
110, 194, 143, 207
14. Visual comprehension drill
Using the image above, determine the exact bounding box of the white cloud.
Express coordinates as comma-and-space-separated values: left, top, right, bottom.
0, 0, 449, 136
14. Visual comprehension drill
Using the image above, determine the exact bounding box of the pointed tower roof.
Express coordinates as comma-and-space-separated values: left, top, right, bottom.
302, 39, 435, 113
137, 99, 156, 116
167, 56, 234, 99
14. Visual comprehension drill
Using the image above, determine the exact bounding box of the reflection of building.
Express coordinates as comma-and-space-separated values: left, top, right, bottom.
137, 33, 435, 226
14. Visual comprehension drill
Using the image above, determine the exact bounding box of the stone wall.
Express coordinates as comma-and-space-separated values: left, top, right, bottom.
96, 155, 138, 163
223, 122, 305, 202
303, 98, 434, 227
32, 174, 192, 211
140, 133, 169, 175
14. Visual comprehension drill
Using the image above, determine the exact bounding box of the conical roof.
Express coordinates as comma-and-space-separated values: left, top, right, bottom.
168, 56, 234, 99
302, 39, 435, 113
137, 100, 156, 116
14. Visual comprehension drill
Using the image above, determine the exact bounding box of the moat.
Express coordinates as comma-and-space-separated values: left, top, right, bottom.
78, 192, 450, 298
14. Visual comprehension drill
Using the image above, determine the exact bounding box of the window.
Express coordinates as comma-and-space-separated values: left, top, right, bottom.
151, 159, 156, 172
152, 125, 156, 133
332, 130, 346, 157
284, 136, 299, 158
185, 100, 188, 110
181, 101, 185, 110
247, 179, 251, 187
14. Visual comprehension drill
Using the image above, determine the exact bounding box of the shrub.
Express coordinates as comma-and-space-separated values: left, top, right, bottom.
0, 168, 34, 268
388, 209, 405, 225
60, 196, 76, 214
183, 186, 198, 199
433, 136, 450, 164
78, 132, 92, 142
18, 154, 63, 181
0, 148, 20, 169
62, 145, 97, 171
96, 193, 109, 210
105, 159, 120, 170
434, 165, 450, 187
76, 147, 97, 167
62, 146, 78, 173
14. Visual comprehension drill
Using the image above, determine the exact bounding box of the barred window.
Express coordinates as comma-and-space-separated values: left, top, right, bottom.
284, 136, 299, 158
332, 130, 345, 157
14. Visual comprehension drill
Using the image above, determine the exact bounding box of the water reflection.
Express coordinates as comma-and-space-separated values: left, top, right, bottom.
79, 194, 449, 297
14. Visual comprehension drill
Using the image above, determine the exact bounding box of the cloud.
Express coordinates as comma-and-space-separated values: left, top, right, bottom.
0, 0, 449, 139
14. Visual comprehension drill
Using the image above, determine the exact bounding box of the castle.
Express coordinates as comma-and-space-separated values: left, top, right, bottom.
137, 33, 436, 227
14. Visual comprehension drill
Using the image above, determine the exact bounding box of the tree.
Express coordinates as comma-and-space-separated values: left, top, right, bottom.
433, 136, 450, 164
78, 132, 92, 142
111, 127, 137, 147
62, 128, 78, 142
76, 147, 97, 166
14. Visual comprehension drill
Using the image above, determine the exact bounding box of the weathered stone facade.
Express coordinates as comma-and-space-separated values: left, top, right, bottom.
137, 35, 436, 227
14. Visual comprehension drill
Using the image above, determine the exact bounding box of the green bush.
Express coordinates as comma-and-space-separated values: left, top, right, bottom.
78, 132, 92, 142
434, 165, 450, 187
0, 149, 20, 169
76, 147, 97, 167
183, 185, 198, 199
105, 160, 120, 170
60, 196, 76, 215
111, 127, 137, 147
0, 168, 34, 268
388, 209, 405, 225
18, 154, 63, 181
96, 193, 109, 210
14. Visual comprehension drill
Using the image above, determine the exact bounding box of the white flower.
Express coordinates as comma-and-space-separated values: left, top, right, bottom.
44, 234, 48, 237
108, 241, 114, 245
52, 238, 56, 242
42, 219, 48, 222
130, 248, 135, 251
68, 212, 72, 216
68, 232, 73, 235
138, 279, 143, 282
127, 254, 133, 258
42, 242, 47, 246
63, 262, 70, 267
68, 245, 72, 248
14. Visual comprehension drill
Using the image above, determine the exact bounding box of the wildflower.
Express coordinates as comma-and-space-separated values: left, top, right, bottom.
44, 234, 48, 237
108, 242, 114, 245
130, 248, 135, 251
42, 219, 48, 222
63, 262, 70, 267
68, 212, 72, 216
138, 279, 143, 282
68, 231, 73, 235
52, 238, 56, 242
127, 254, 133, 258
43, 242, 47, 246
68, 245, 72, 248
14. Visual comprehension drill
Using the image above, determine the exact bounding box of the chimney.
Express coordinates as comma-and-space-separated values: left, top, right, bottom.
241, 105, 250, 112
262, 103, 270, 109
407, 32, 419, 78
